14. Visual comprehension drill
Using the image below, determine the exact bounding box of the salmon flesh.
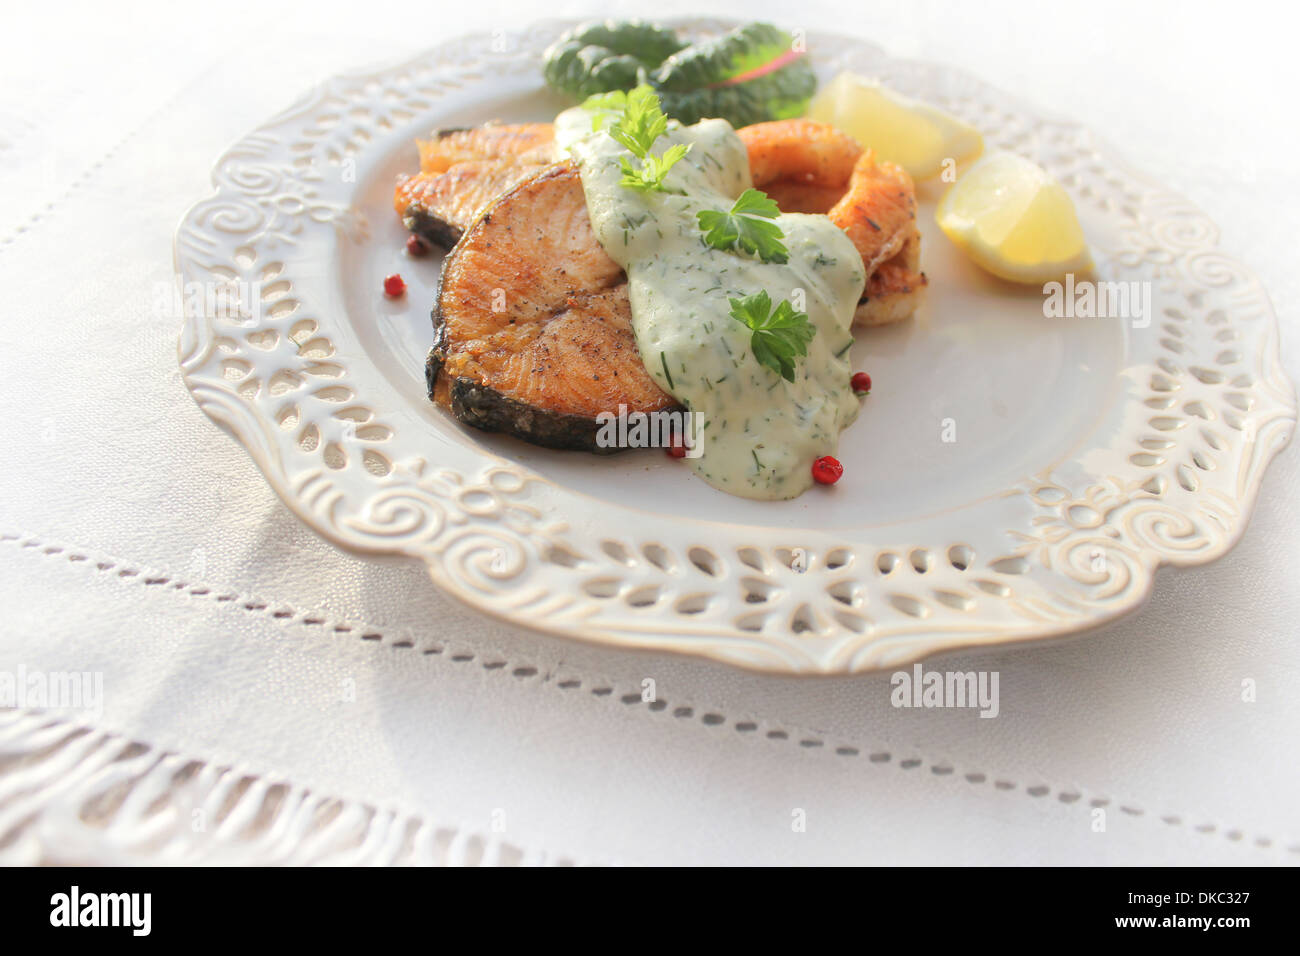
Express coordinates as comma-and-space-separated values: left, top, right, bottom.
429, 161, 677, 451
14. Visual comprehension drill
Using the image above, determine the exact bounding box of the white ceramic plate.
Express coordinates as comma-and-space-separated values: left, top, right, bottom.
176, 18, 1295, 673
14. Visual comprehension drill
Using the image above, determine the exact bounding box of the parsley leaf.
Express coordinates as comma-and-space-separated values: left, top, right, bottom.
619, 143, 691, 192
697, 188, 789, 263
727, 290, 815, 382
731, 187, 782, 219
581, 90, 629, 130
607, 85, 669, 157
593, 84, 691, 193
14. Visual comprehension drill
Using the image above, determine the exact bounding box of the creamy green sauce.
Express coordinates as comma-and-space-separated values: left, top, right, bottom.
558, 107, 865, 500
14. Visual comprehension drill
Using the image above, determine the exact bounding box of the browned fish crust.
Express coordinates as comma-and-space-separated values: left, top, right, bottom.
395, 123, 557, 249
417, 123, 556, 173
397, 160, 548, 248
739, 122, 927, 326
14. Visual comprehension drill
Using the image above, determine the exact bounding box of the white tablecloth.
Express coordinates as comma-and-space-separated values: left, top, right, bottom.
1, 0, 1296, 865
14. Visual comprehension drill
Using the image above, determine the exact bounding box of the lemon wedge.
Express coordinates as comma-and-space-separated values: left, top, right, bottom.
809, 71, 983, 180
935, 150, 1092, 284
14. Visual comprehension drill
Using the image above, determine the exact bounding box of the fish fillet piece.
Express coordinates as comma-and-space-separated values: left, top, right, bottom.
395, 123, 558, 248
395, 160, 549, 248
430, 162, 676, 451
828, 149, 918, 273
739, 120, 926, 325
743, 118, 861, 190
399, 120, 924, 326
830, 149, 928, 325
858, 232, 925, 326
417, 123, 556, 172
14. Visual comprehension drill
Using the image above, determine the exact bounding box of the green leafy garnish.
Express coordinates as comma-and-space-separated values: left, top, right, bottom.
581, 89, 629, 130
650, 23, 815, 125
544, 21, 687, 100
727, 290, 815, 382
619, 144, 691, 192
599, 85, 691, 193
606, 85, 667, 154
545, 21, 816, 128
697, 188, 789, 263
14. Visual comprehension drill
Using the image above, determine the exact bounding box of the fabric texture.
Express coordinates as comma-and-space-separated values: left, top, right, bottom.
0, 0, 1296, 865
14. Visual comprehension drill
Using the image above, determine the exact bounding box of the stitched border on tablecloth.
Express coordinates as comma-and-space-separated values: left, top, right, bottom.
2, 530, 1294, 860
0, 82, 200, 254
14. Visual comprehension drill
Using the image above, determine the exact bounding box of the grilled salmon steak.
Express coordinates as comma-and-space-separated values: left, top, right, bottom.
429, 161, 677, 451
398, 120, 924, 324
416, 118, 925, 451
394, 123, 557, 248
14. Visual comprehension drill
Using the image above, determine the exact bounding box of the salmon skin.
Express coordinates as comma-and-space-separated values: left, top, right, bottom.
394, 123, 556, 248
397, 160, 549, 248
429, 161, 677, 452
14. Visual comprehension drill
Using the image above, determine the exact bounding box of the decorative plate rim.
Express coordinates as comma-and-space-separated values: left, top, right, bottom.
175, 17, 1296, 674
